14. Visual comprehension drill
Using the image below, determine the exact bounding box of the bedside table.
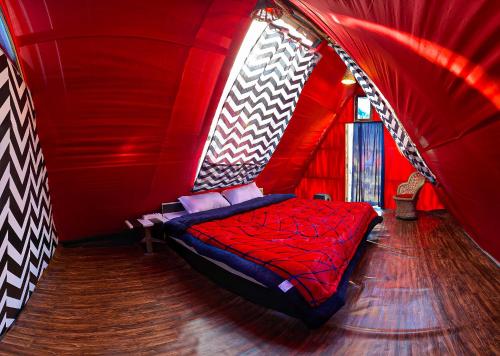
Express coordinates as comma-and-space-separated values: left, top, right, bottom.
125, 216, 166, 254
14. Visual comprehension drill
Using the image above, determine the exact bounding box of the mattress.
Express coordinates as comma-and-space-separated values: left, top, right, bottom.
169, 235, 267, 287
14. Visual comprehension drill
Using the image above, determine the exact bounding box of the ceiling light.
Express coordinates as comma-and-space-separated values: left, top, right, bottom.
251, 0, 284, 22
341, 69, 356, 85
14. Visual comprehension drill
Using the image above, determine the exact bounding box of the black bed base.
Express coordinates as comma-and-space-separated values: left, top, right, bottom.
167, 216, 383, 328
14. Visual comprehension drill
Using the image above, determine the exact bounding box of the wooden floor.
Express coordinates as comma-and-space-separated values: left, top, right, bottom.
0, 211, 498, 355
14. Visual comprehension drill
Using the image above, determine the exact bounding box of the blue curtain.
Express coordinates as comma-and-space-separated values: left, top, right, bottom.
351, 122, 384, 206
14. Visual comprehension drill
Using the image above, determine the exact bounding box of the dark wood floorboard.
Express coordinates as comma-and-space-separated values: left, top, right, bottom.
0, 211, 498, 355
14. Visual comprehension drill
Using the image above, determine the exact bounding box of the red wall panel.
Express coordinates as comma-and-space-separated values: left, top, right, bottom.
383, 129, 444, 211
257, 44, 357, 194
2, 0, 497, 261
295, 96, 443, 210
2, 0, 255, 240
292, 0, 499, 259
294, 97, 353, 200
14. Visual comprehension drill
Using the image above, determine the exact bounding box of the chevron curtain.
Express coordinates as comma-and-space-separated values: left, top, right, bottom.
193, 26, 320, 191
331, 44, 436, 183
0, 50, 57, 334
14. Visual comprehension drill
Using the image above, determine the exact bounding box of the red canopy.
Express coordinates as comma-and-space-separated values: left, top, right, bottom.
2, 0, 498, 259
290, 0, 499, 259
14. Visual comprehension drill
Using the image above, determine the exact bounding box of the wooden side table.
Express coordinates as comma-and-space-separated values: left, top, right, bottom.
125, 217, 165, 254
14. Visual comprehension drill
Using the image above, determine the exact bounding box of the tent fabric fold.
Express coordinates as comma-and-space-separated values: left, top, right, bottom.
2, 0, 497, 260
332, 44, 436, 183
290, 0, 499, 260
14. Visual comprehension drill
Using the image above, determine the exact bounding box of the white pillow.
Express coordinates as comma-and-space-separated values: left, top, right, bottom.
222, 182, 263, 205
178, 192, 230, 214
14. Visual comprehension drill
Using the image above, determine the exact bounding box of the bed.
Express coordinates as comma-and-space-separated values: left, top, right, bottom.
163, 194, 382, 327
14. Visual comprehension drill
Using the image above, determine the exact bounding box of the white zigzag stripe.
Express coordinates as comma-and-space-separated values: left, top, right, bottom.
331, 44, 436, 183
0, 49, 57, 335
215, 111, 289, 146
194, 25, 319, 190
208, 126, 288, 163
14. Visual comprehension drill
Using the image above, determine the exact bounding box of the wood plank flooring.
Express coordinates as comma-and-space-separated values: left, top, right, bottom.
0, 210, 498, 355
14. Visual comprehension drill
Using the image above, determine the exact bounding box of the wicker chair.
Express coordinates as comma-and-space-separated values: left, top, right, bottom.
393, 172, 426, 220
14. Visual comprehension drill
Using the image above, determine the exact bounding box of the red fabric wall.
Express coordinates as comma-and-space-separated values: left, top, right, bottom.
294, 123, 346, 201
383, 129, 444, 211
2, 0, 497, 260
295, 95, 443, 210
5, 0, 363, 242
294, 98, 352, 200
292, 0, 499, 259
256, 44, 357, 193
1, 0, 255, 240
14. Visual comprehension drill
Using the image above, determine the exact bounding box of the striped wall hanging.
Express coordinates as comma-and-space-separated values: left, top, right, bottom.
193, 25, 320, 192
0, 49, 57, 335
331, 44, 437, 183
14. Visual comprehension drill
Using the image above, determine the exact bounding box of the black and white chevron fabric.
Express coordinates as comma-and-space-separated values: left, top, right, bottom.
0, 50, 57, 335
193, 26, 320, 191
331, 44, 436, 183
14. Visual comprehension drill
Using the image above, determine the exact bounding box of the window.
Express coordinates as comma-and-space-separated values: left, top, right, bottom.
0, 8, 18, 67
193, 14, 321, 190
355, 96, 372, 121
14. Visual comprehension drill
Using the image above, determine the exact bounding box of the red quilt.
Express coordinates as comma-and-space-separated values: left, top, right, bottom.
187, 198, 378, 306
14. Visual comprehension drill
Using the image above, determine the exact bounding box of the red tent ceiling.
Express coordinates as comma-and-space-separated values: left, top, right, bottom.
256, 43, 357, 193
1, 0, 255, 241
1, 0, 498, 259
291, 0, 499, 259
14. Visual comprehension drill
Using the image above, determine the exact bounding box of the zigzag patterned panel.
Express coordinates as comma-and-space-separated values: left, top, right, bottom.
0, 50, 57, 335
331, 44, 436, 183
193, 26, 320, 191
